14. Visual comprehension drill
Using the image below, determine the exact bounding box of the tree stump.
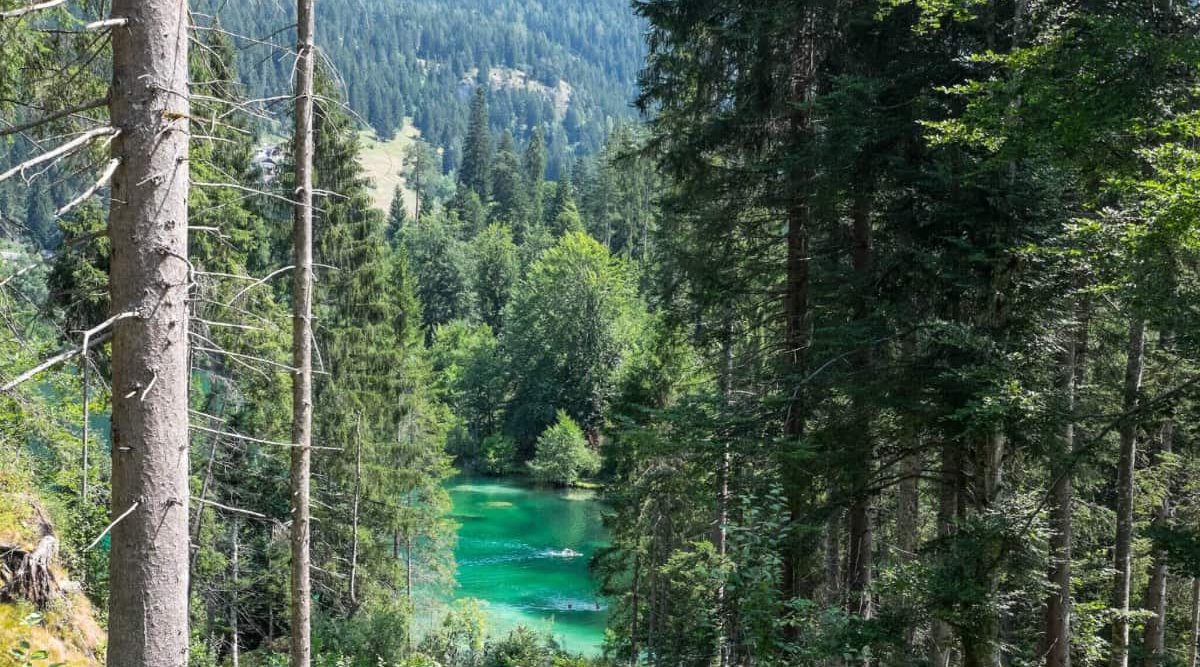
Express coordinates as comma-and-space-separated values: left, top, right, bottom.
0, 535, 61, 609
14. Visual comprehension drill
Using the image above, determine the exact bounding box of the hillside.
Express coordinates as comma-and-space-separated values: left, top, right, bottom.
0, 463, 104, 667
199, 0, 645, 180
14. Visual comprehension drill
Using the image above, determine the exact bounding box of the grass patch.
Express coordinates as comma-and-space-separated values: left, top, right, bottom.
357, 119, 421, 214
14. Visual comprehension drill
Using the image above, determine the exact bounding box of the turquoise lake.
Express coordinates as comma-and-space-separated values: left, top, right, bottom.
445, 478, 610, 655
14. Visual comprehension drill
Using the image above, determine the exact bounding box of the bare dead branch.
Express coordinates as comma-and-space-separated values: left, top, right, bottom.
1, 332, 109, 392
226, 265, 294, 306
191, 497, 266, 519
191, 343, 296, 374
192, 318, 261, 332
0, 126, 118, 184
188, 424, 341, 451
84, 17, 128, 30
0, 97, 108, 137
85, 502, 139, 551
0, 0, 63, 18
193, 180, 302, 207
0, 228, 107, 289
56, 157, 120, 217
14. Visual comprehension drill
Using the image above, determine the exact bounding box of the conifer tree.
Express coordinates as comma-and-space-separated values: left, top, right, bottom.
459, 86, 493, 199
523, 127, 547, 224
387, 185, 409, 243
490, 131, 530, 239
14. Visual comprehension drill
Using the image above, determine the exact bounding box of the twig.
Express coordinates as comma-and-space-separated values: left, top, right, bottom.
85, 502, 139, 551
192, 318, 260, 332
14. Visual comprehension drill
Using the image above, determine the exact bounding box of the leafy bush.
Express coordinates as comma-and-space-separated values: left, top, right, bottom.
479, 434, 515, 475
527, 411, 600, 486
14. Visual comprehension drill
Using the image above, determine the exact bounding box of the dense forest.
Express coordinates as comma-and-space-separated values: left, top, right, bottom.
2, 1, 1200, 667
197, 0, 645, 177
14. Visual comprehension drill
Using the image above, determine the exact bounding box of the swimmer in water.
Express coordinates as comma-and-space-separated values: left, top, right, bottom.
568, 603, 573, 610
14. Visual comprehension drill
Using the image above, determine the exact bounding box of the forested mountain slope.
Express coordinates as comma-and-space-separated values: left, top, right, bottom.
200, 0, 644, 177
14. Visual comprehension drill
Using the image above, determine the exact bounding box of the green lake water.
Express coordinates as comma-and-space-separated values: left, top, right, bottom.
447, 478, 610, 655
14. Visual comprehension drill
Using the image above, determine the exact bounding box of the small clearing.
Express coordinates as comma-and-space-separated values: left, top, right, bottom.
358, 119, 422, 216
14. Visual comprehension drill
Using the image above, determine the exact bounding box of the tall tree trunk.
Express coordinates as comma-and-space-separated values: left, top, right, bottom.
230, 521, 240, 667
846, 194, 873, 624
81, 351, 89, 505
1141, 419, 1173, 667
1045, 305, 1087, 667
715, 316, 733, 667
824, 509, 844, 606
781, 7, 817, 605
629, 554, 641, 667
781, 195, 810, 603
290, 0, 317, 665
931, 440, 959, 667
897, 434, 921, 653
106, 1, 191, 665
405, 531, 414, 653
896, 448, 920, 559
349, 418, 362, 613
190, 435, 221, 578
1188, 578, 1199, 667
1111, 318, 1145, 667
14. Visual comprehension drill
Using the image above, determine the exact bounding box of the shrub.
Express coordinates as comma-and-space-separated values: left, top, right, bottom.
527, 411, 599, 487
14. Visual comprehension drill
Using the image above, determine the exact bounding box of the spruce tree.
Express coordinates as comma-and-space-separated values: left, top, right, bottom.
489, 130, 529, 239
387, 185, 409, 243
523, 126, 547, 223
459, 86, 493, 199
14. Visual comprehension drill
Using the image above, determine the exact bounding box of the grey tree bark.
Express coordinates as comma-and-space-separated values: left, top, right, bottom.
1045, 306, 1087, 667
1111, 318, 1145, 667
1141, 419, 1173, 667
715, 317, 733, 667
846, 193, 874, 625
1188, 578, 1199, 667
106, 1, 192, 665
349, 417, 362, 612
230, 521, 240, 667
290, 0, 316, 665
931, 441, 960, 667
